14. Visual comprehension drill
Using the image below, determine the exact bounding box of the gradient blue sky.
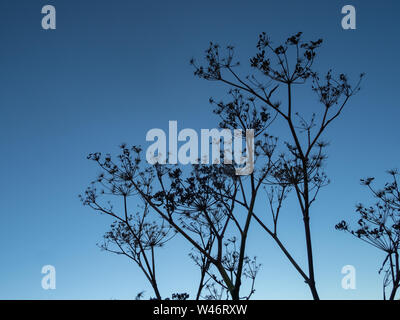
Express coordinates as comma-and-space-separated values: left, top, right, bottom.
0, 0, 399, 299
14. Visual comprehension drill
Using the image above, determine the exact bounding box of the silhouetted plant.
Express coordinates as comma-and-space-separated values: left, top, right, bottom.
135, 291, 145, 300
81, 141, 271, 299
79, 163, 175, 300
336, 170, 400, 300
191, 237, 261, 300
82, 31, 363, 300
171, 293, 190, 300
191, 31, 363, 299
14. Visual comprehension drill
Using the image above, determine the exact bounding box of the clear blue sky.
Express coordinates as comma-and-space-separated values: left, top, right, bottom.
0, 0, 399, 299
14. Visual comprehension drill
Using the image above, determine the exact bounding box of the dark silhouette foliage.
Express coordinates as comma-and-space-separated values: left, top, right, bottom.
336, 170, 400, 300
82, 32, 363, 300
191, 31, 363, 299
